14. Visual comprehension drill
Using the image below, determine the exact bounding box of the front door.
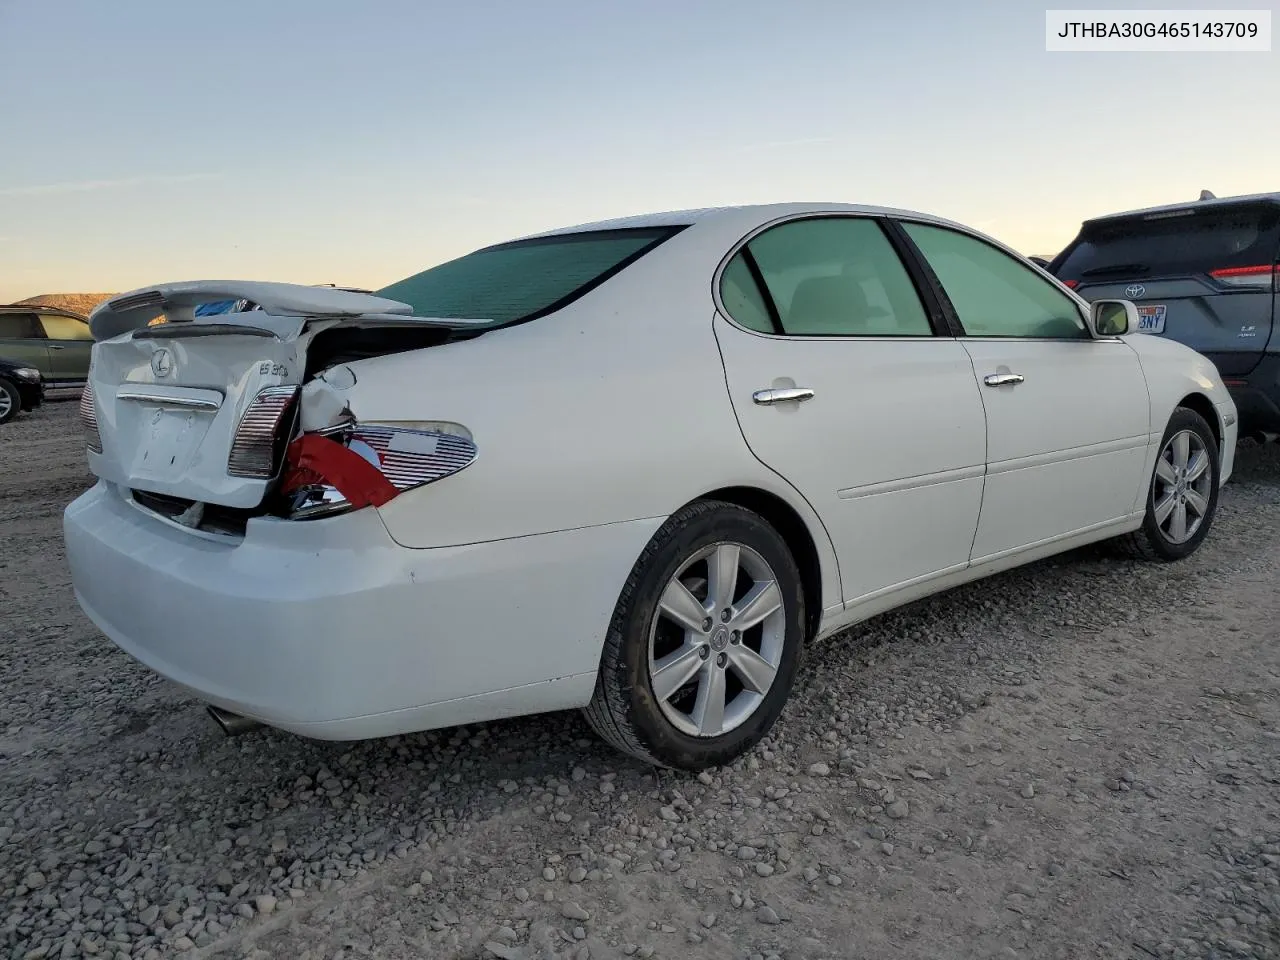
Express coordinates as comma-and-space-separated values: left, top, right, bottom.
714, 215, 988, 606
899, 221, 1151, 562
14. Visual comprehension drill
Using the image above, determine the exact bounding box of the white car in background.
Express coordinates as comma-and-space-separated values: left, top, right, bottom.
64, 203, 1237, 770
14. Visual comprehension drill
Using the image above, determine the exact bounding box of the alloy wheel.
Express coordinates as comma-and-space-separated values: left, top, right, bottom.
1152, 428, 1213, 544
647, 541, 786, 738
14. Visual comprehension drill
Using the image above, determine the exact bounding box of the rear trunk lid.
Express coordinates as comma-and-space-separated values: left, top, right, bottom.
85, 281, 479, 510
1050, 199, 1280, 376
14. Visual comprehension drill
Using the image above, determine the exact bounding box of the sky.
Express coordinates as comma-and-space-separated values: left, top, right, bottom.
0, 0, 1276, 302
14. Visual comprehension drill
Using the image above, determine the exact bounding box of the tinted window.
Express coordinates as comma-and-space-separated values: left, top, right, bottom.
376, 227, 682, 324
723, 217, 931, 337
0, 314, 40, 339
903, 222, 1088, 339
720, 254, 774, 332
39, 315, 93, 340
1053, 203, 1280, 281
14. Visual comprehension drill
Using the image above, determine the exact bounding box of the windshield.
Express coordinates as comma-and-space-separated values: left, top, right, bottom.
375, 226, 684, 324
1052, 203, 1280, 280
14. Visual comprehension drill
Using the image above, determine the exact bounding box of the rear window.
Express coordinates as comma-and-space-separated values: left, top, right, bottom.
1053, 203, 1280, 281
376, 226, 684, 324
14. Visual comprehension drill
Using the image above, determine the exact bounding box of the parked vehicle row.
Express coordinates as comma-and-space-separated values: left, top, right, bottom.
62, 201, 1239, 770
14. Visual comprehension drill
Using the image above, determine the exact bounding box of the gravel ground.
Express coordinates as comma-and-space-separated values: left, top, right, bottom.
2, 401, 1279, 960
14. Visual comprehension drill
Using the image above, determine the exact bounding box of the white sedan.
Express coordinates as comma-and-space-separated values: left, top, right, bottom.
64, 203, 1238, 770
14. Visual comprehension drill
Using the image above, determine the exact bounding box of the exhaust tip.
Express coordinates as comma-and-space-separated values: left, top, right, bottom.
207, 704, 262, 737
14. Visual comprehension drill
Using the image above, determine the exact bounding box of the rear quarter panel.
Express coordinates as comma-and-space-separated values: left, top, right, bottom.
338, 225, 843, 608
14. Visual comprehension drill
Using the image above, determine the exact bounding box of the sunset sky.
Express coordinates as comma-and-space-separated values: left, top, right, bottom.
1, 0, 1275, 302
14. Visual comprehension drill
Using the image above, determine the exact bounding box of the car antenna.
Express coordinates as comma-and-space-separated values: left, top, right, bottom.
1198, 189, 1216, 200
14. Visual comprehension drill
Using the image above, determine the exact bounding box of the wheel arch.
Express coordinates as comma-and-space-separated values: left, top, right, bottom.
1175, 391, 1222, 451
693, 485, 827, 642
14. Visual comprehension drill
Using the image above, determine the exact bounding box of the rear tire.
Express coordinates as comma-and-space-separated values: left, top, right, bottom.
0, 378, 20, 425
1115, 406, 1220, 562
583, 500, 805, 770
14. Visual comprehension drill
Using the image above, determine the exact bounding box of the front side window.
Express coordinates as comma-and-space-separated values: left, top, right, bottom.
902, 222, 1088, 339
376, 226, 683, 324
720, 217, 932, 337
39, 315, 93, 340
0, 314, 41, 339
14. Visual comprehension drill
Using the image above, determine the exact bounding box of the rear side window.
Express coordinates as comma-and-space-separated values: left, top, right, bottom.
39, 315, 93, 340
720, 217, 932, 337
376, 227, 683, 324
720, 254, 774, 333
1053, 204, 1280, 281
0, 313, 41, 338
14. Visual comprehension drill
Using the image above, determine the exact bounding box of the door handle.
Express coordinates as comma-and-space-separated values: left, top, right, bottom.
983, 372, 1024, 387
49, 344, 65, 350
752, 387, 815, 405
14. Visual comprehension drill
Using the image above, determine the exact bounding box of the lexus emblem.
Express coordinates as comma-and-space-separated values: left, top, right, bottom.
151, 348, 174, 378
1124, 284, 1146, 299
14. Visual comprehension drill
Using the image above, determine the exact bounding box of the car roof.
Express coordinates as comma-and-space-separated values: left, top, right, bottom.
0, 303, 89, 320
1082, 191, 1280, 227
515, 202, 973, 240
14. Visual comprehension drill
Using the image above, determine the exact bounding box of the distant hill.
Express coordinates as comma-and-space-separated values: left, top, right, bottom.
15, 293, 116, 318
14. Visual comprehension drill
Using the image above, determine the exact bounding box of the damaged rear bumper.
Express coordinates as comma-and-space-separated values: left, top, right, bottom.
63, 481, 661, 739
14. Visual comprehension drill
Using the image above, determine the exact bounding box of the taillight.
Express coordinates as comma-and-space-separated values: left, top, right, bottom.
227, 385, 299, 479
279, 423, 477, 519
1063, 280, 1080, 289
1209, 264, 1279, 289
79, 384, 102, 454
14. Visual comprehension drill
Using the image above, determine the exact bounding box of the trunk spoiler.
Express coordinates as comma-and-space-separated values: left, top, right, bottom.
88, 280, 489, 341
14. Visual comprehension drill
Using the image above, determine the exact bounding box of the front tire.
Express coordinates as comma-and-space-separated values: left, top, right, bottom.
0, 378, 20, 425
583, 500, 805, 770
1116, 406, 1220, 562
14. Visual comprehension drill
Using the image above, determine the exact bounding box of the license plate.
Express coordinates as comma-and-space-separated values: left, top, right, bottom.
1136, 304, 1166, 334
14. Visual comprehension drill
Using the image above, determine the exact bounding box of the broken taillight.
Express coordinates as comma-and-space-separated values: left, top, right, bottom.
79, 384, 102, 454
279, 423, 478, 519
227, 385, 300, 479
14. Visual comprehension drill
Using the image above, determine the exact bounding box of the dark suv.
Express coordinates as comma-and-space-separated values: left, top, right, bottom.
0, 305, 94, 390
1050, 192, 1280, 438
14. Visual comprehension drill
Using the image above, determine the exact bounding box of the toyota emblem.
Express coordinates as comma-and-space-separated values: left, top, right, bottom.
1124, 284, 1146, 299
151, 348, 173, 378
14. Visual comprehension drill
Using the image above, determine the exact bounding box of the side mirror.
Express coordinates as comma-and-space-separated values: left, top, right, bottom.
1090, 299, 1138, 337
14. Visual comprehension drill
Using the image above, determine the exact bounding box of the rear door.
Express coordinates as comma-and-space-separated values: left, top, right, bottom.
0, 312, 52, 376
36, 313, 94, 385
1051, 200, 1280, 376
714, 214, 987, 606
